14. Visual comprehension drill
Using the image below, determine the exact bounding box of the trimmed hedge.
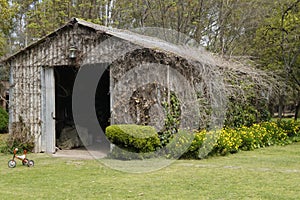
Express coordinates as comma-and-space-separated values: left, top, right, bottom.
0, 107, 8, 133
105, 124, 161, 153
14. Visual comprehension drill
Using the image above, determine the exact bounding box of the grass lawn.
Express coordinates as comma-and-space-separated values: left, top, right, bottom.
0, 141, 300, 199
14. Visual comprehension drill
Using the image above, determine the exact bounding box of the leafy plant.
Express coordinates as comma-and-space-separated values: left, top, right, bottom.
276, 119, 300, 137
224, 85, 271, 129
217, 128, 242, 155
159, 92, 181, 146
0, 107, 8, 133
161, 129, 196, 159
181, 121, 298, 159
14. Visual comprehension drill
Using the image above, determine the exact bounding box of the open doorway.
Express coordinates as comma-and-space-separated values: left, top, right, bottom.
54, 67, 78, 149
54, 65, 111, 151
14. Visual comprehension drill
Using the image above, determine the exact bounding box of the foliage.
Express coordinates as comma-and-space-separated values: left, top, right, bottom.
3, 0, 277, 58
0, 107, 8, 133
223, 73, 272, 128
180, 120, 299, 159
112, 0, 267, 56
5, 120, 35, 153
238, 122, 288, 151
180, 129, 214, 159
0, 0, 15, 56
8, 0, 271, 58
276, 119, 300, 138
105, 124, 161, 153
159, 129, 195, 159
159, 92, 181, 146
11, 0, 109, 49
253, 0, 300, 77
252, 0, 300, 118
224, 99, 258, 128
216, 128, 242, 154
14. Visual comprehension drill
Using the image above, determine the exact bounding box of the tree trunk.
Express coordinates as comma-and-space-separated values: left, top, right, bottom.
295, 91, 300, 121
278, 94, 285, 119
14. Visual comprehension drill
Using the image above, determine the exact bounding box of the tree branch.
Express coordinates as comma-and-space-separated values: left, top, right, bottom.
282, 0, 300, 19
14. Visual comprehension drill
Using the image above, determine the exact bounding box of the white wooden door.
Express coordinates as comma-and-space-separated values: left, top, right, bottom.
41, 67, 56, 153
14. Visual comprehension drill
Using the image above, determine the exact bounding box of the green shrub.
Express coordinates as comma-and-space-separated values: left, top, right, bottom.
159, 92, 181, 146
259, 122, 289, 146
0, 107, 8, 133
227, 122, 288, 152
181, 121, 294, 159
224, 101, 257, 128
105, 124, 161, 153
180, 130, 216, 159
275, 120, 300, 137
217, 128, 242, 154
186, 130, 206, 153
224, 81, 271, 129
162, 129, 219, 159
162, 129, 195, 159
238, 125, 264, 150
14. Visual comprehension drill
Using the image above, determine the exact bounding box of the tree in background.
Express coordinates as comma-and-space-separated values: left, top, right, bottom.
0, 0, 15, 56
253, 0, 300, 120
5, 0, 277, 58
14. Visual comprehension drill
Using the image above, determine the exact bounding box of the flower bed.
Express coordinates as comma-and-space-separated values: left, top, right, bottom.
181, 120, 300, 159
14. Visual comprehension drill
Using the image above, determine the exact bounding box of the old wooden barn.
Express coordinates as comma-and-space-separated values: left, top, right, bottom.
1, 18, 231, 153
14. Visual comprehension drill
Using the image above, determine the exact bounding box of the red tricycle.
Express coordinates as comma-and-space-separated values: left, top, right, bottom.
8, 148, 34, 168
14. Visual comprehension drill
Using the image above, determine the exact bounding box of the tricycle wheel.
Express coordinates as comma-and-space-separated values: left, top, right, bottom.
8, 160, 16, 168
22, 158, 29, 165
28, 160, 34, 167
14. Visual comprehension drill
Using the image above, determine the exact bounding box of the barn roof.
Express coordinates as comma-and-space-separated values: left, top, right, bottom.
0, 18, 216, 66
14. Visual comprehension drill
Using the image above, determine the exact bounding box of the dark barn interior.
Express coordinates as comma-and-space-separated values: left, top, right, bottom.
54, 66, 110, 149
54, 67, 78, 143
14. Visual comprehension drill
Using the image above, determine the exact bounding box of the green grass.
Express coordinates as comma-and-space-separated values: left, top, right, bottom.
0, 142, 300, 199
